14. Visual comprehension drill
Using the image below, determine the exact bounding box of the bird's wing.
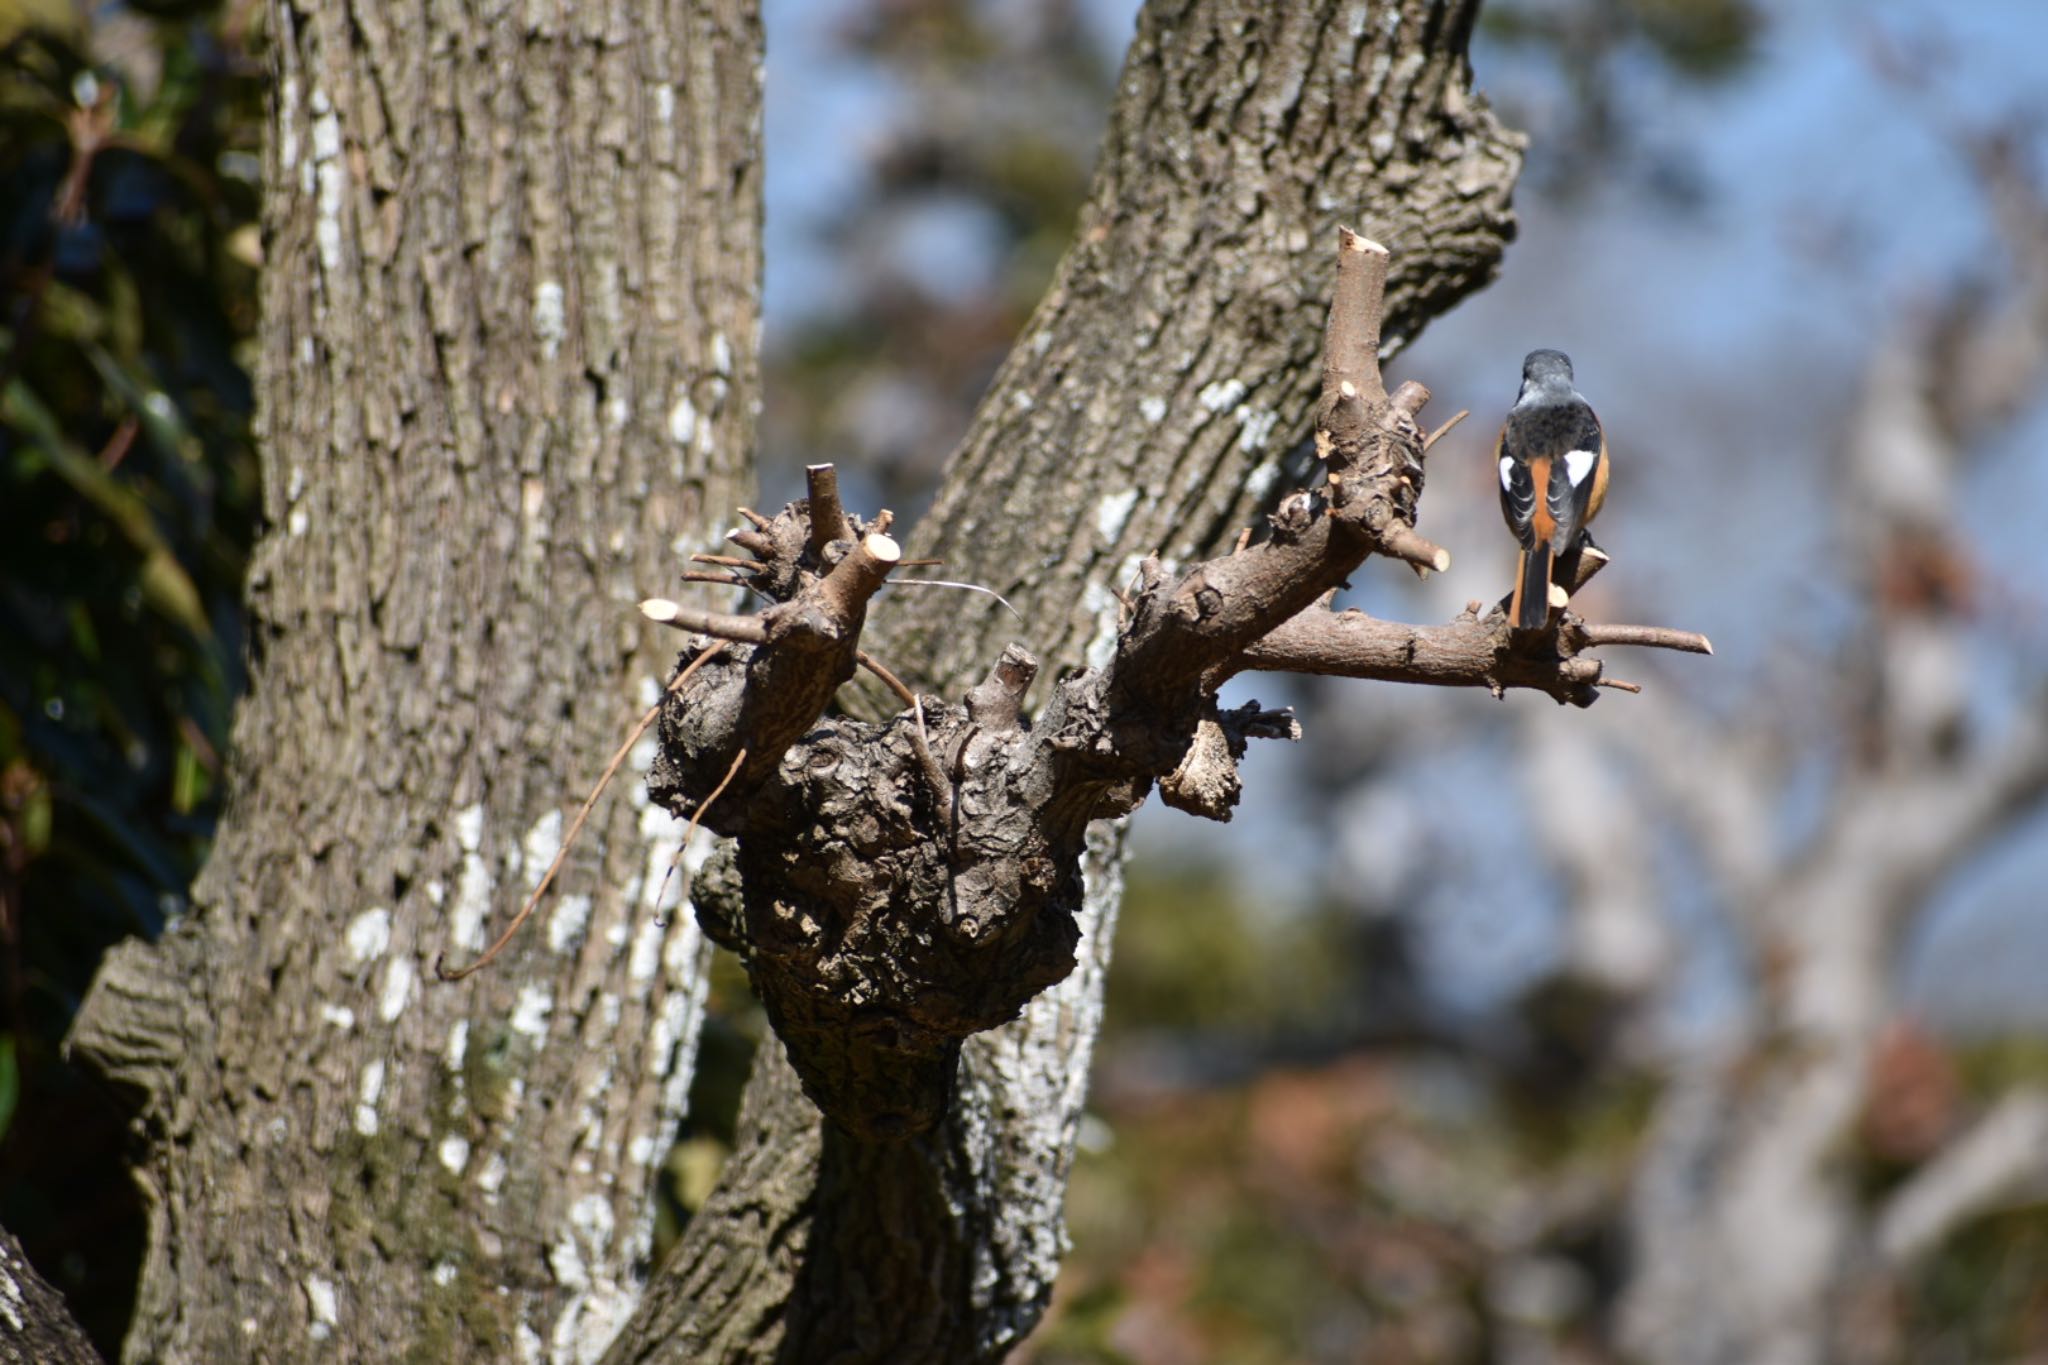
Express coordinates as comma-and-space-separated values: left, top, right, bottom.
1495, 424, 1538, 547
1545, 403, 1605, 550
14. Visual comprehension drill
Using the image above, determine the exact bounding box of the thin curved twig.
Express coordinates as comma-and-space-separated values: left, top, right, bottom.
435, 640, 730, 982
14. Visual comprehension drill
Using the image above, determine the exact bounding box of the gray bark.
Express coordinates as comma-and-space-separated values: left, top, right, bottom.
0, 1226, 102, 1365
66, 0, 760, 1359
605, 1, 1524, 1360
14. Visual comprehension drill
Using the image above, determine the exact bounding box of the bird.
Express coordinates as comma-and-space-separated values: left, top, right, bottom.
1496, 349, 1609, 631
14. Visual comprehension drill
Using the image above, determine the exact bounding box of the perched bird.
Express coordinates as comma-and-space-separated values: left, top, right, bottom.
1496, 349, 1609, 630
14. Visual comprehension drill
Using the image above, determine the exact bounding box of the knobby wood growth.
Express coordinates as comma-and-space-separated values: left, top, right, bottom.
640, 233, 1708, 1140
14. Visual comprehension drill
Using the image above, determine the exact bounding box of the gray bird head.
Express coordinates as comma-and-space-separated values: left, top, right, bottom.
1519, 349, 1576, 398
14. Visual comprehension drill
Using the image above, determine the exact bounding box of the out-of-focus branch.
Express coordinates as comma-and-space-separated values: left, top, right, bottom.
1876, 1089, 2048, 1267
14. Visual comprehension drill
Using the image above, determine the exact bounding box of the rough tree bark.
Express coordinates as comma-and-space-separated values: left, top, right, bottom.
604, 2, 1535, 1359
0, 1226, 102, 1364
65, 0, 760, 1359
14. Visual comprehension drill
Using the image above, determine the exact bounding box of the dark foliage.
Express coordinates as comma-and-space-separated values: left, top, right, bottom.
0, 9, 261, 1350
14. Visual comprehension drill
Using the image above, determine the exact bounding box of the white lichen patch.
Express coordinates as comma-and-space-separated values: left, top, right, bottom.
510, 984, 553, 1040
438, 1134, 471, 1175
522, 809, 563, 883
320, 1004, 356, 1031
277, 77, 300, 174
534, 280, 567, 360
1139, 396, 1168, 424
514, 1321, 544, 1365
627, 914, 664, 983
309, 90, 345, 276
548, 1194, 632, 1365
711, 331, 733, 376
432, 1260, 459, 1288
1080, 580, 1121, 673
304, 1275, 339, 1341
456, 803, 486, 852
1095, 487, 1140, 545
378, 955, 416, 1022
569, 1192, 615, 1247
648, 990, 684, 1063
1198, 377, 1247, 412
628, 1133, 658, 1166
477, 1152, 508, 1197
354, 1059, 386, 1136
633, 798, 683, 911
287, 507, 310, 538
346, 907, 392, 965
548, 1231, 588, 1293
0, 1262, 23, 1333
667, 391, 697, 448
1234, 403, 1281, 452
599, 993, 621, 1030
451, 804, 493, 952
1245, 460, 1282, 503
548, 894, 592, 954
445, 1019, 469, 1072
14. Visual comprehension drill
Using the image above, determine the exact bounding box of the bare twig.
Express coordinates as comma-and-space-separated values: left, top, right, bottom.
1578, 622, 1715, 655
682, 747, 746, 856
885, 578, 1025, 621
1422, 409, 1469, 453
806, 463, 853, 561
690, 553, 759, 571
1380, 523, 1452, 575
856, 648, 918, 710
640, 597, 771, 644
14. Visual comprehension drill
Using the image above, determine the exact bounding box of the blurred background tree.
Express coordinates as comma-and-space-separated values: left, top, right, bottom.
0, 2, 260, 1351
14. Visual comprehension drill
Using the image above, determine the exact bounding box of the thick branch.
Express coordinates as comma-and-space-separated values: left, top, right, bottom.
1320, 228, 1390, 407
1108, 233, 1443, 709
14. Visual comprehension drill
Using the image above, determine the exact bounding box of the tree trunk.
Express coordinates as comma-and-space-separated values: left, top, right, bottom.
0, 1225, 103, 1364
67, 0, 761, 1359
605, 2, 1522, 1360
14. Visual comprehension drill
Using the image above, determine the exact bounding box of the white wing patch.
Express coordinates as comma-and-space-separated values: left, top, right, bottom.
1499, 456, 1516, 490
1564, 449, 1598, 486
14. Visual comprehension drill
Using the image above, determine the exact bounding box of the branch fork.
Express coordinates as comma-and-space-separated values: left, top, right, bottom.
639, 234, 1708, 1137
